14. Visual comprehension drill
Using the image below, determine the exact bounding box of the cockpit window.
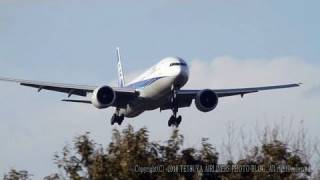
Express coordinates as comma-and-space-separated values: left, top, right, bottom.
170, 62, 187, 67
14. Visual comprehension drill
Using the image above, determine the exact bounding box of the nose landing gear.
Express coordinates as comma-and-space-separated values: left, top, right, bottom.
168, 85, 182, 127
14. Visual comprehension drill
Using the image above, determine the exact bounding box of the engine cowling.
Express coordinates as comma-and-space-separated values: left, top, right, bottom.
91, 86, 116, 109
195, 89, 219, 112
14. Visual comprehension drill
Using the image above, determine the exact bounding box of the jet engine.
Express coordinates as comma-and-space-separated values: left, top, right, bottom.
195, 89, 219, 112
91, 86, 116, 109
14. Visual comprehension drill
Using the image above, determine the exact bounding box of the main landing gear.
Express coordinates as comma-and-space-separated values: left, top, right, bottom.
168, 112, 182, 127
111, 113, 124, 125
168, 85, 182, 128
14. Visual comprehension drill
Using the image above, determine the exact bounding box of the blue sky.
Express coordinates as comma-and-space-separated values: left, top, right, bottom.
0, 0, 319, 178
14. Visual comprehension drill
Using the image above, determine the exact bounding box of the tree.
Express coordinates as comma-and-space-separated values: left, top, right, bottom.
4, 124, 314, 179
3, 169, 32, 180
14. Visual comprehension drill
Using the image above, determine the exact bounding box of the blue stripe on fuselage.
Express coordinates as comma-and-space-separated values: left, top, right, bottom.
126, 77, 164, 89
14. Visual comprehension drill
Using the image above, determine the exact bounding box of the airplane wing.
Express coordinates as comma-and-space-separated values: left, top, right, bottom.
0, 77, 138, 103
160, 83, 301, 110
177, 83, 301, 98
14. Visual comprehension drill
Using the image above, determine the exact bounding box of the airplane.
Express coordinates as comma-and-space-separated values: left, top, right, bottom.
0, 48, 301, 127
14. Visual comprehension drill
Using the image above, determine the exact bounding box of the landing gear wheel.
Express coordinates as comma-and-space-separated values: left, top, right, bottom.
175, 116, 182, 127
168, 116, 175, 127
111, 114, 116, 125
111, 114, 124, 126
117, 115, 124, 125
168, 115, 182, 127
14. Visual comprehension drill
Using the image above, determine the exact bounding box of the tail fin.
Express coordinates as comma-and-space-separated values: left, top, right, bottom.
116, 47, 125, 87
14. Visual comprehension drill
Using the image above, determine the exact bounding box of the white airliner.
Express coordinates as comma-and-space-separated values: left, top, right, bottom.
0, 48, 300, 127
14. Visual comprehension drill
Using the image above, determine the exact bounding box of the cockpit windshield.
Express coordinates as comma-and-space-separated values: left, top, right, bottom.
170, 62, 187, 67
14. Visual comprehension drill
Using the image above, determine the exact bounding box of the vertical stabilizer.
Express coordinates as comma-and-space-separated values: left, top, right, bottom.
116, 47, 125, 87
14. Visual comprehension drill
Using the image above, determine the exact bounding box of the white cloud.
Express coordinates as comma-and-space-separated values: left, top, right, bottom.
0, 57, 319, 177
182, 57, 319, 155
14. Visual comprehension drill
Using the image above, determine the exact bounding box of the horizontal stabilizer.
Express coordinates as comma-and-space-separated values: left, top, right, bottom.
62, 99, 92, 104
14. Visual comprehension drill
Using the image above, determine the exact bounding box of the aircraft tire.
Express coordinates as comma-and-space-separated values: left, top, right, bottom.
111, 114, 116, 125
168, 116, 174, 127
117, 115, 124, 125
176, 116, 182, 127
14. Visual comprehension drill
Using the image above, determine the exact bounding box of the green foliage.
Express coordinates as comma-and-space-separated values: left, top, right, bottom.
221, 140, 311, 180
4, 125, 312, 180
3, 169, 32, 180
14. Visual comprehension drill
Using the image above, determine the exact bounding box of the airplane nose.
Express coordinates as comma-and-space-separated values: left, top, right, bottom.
175, 65, 189, 88
180, 66, 189, 78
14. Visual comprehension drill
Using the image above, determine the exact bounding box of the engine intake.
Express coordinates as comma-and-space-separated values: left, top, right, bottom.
91, 86, 116, 109
195, 89, 219, 112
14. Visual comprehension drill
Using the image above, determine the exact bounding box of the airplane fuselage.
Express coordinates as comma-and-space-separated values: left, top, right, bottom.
120, 57, 189, 118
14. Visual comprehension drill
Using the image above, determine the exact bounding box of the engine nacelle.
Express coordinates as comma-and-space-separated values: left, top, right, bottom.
91, 86, 116, 109
195, 89, 219, 112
